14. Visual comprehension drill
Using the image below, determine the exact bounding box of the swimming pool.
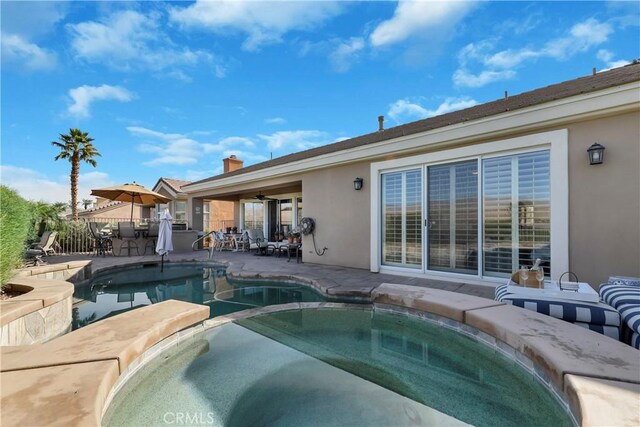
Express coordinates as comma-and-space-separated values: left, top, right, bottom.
73, 263, 326, 329
103, 307, 572, 426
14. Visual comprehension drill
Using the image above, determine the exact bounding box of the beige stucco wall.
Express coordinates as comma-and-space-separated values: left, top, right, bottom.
566, 112, 640, 286
301, 162, 371, 269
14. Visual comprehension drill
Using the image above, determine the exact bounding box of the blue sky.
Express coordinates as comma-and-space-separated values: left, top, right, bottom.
2, 1, 638, 204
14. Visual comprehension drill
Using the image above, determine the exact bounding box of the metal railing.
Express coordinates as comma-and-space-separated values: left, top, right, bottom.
43, 218, 184, 255
45, 220, 94, 255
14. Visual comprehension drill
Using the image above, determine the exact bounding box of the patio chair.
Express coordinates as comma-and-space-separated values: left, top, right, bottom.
117, 222, 139, 256
213, 232, 233, 252
142, 222, 159, 255
245, 229, 275, 255
27, 231, 58, 256
89, 222, 112, 257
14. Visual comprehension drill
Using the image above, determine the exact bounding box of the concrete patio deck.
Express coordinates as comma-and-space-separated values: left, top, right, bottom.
44, 248, 495, 300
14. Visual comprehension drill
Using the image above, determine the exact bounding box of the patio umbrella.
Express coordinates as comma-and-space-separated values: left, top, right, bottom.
90, 182, 171, 222
156, 209, 173, 272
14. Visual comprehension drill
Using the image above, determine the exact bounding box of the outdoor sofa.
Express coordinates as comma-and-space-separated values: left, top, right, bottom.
599, 276, 640, 349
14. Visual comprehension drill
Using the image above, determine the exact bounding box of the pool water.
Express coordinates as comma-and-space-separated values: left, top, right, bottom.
72, 264, 326, 329
103, 309, 572, 427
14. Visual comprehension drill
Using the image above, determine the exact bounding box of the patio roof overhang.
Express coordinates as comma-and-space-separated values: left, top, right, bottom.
192, 180, 302, 202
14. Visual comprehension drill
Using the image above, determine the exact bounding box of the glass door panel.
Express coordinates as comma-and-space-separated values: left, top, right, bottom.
427, 160, 478, 274
381, 169, 422, 268
483, 150, 551, 277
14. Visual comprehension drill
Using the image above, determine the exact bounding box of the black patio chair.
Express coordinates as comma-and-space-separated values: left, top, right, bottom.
89, 222, 112, 257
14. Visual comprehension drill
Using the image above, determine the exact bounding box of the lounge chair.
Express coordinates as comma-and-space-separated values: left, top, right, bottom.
25, 231, 58, 265
28, 231, 58, 256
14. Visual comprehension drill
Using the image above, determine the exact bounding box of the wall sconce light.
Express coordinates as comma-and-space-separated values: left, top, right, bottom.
587, 142, 605, 165
353, 177, 364, 191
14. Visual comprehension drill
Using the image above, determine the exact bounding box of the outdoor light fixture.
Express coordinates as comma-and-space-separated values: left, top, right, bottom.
587, 142, 606, 165
353, 177, 364, 191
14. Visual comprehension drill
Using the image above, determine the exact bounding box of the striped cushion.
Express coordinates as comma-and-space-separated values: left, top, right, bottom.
600, 283, 640, 337
495, 284, 620, 327
631, 332, 640, 350
608, 276, 640, 287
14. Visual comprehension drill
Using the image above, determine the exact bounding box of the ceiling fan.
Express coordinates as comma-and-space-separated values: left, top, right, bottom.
255, 192, 276, 201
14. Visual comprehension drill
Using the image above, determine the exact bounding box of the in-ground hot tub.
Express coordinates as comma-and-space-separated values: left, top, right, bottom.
103, 307, 573, 426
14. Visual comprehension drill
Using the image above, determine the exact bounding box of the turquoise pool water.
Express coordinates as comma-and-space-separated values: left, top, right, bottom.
73, 263, 325, 329
103, 308, 572, 427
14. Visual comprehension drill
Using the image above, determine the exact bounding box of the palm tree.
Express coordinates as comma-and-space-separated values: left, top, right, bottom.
81, 198, 93, 210
51, 129, 101, 220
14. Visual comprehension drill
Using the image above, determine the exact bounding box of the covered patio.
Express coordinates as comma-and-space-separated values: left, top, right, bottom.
189, 179, 303, 243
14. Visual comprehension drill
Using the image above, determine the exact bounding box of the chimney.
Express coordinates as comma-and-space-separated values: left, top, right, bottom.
223, 155, 243, 173
378, 115, 384, 132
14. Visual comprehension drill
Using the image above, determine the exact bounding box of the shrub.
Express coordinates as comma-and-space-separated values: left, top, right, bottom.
0, 186, 33, 289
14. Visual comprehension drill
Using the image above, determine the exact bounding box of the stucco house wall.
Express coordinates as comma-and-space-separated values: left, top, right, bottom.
301, 162, 371, 269
565, 111, 640, 286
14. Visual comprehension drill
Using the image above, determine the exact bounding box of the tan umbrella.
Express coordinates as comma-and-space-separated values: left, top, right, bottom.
90, 182, 171, 222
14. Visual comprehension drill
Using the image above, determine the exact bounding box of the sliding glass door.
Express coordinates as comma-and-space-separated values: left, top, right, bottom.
381, 169, 422, 268
427, 160, 478, 274
379, 149, 551, 279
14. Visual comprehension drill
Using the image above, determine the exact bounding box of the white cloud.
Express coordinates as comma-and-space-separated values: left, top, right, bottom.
484, 49, 538, 70
128, 127, 255, 166
169, 0, 344, 51
67, 84, 134, 118
265, 117, 287, 125
258, 130, 332, 151
370, 1, 475, 47
0, 165, 113, 204
453, 18, 614, 88
452, 69, 516, 88
68, 10, 223, 78
597, 49, 631, 71
185, 169, 218, 181
221, 149, 268, 163
388, 97, 478, 123
1, 33, 57, 70
329, 37, 365, 72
